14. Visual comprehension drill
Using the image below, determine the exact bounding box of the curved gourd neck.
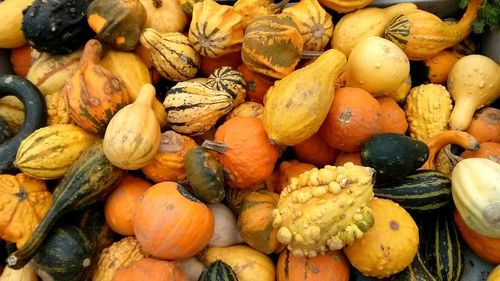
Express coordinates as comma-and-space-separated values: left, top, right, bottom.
452, 0, 484, 40
80, 39, 103, 70
134, 84, 156, 108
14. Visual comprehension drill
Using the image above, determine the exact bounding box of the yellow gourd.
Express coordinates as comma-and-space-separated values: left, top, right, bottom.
0, 0, 33, 48
488, 265, 500, 281
318, 0, 373, 13
233, 0, 288, 29
139, 0, 189, 33
387, 74, 412, 103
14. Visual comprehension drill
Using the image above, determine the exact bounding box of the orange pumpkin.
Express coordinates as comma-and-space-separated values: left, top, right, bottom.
104, 174, 152, 236
112, 258, 188, 281
275, 160, 315, 193
10, 45, 32, 77
201, 51, 242, 77
465, 107, 500, 143
236, 64, 273, 104
461, 141, 500, 162
334, 151, 362, 166
277, 249, 350, 281
454, 209, 500, 264
203, 116, 279, 189
141, 131, 198, 183
318, 87, 382, 152
377, 96, 408, 134
292, 133, 339, 167
134, 181, 214, 260
424, 50, 463, 84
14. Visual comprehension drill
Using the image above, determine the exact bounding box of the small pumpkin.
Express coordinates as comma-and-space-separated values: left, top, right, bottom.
10, 45, 32, 77
206, 66, 247, 107
207, 203, 244, 247
142, 130, 198, 183
277, 250, 350, 281
140, 0, 188, 33
275, 160, 316, 193
112, 258, 188, 281
225, 101, 264, 121
201, 51, 242, 77
334, 151, 362, 166
292, 133, 339, 166
377, 96, 408, 134
465, 107, 500, 143
236, 64, 272, 104
422, 50, 463, 84
134, 182, 215, 260
0, 173, 52, 248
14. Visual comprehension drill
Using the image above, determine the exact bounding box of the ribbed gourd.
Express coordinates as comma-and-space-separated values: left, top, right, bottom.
206, 66, 247, 107
140, 29, 200, 82
263, 49, 346, 146
282, 0, 334, 52
273, 163, 376, 257
189, 0, 244, 58
199, 260, 239, 281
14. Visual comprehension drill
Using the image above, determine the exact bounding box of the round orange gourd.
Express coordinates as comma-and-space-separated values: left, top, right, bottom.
424, 50, 463, 84
236, 64, 273, 104
453, 209, 500, 264
275, 160, 316, 193
465, 107, 500, 143
488, 265, 500, 281
10, 45, 32, 77
203, 116, 279, 189
292, 133, 339, 167
344, 198, 419, 278
461, 142, 500, 161
334, 151, 362, 166
377, 96, 408, 134
277, 249, 350, 281
201, 51, 242, 77
104, 174, 152, 236
318, 87, 382, 152
112, 258, 188, 281
133, 182, 214, 260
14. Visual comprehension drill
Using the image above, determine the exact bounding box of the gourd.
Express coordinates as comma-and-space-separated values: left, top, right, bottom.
199, 260, 239, 281
0, 117, 12, 145
21, 0, 94, 54
10, 45, 33, 77
206, 67, 246, 107
332, 3, 417, 57
179, 0, 202, 14
103, 84, 161, 170
31, 225, 96, 281
93, 237, 148, 281
200, 51, 242, 77
344, 198, 419, 278
7, 141, 125, 269
0, 263, 37, 281
275, 160, 316, 193
461, 142, 500, 162
27, 49, 83, 97
238, 190, 282, 254
417, 50, 464, 84
233, 0, 289, 29
283, 0, 333, 52
452, 158, 500, 238
202, 245, 275, 281
390, 252, 437, 281
388, 74, 412, 103
378, 96, 408, 134
189, 0, 244, 58
172, 257, 206, 281
185, 147, 225, 204
0, 173, 52, 248
45, 91, 73, 126
15, 124, 98, 179
318, 0, 373, 13
202, 116, 279, 189
0, 75, 46, 174
346, 36, 410, 96
139, 0, 188, 33
163, 82, 234, 135
242, 14, 304, 79
263, 49, 346, 146
140, 29, 200, 82
273, 163, 376, 256
292, 133, 339, 166
87, 0, 147, 51
236, 64, 273, 104
447, 54, 500, 130
277, 250, 350, 281
207, 203, 244, 247
112, 258, 189, 281
383, 0, 483, 60
225, 101, 263, 121
466, 107, 500, 143
134, 182, 214, 260
0, 97, 25, 133
489, 266, 500, 281
0, 0, 34, 48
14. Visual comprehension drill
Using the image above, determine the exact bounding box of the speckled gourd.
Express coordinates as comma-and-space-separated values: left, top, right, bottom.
272, 163, 375, 257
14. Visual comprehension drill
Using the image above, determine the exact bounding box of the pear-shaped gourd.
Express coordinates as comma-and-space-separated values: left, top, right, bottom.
103, 84, 161, 170
263, 49, 347, 146
332, 3, 417, 57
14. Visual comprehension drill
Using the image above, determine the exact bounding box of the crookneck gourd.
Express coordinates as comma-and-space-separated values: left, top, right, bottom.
189, 0, 244, 58
163, 82, 234, 135
233, 0, 289, 29
206, 66, 247, 107
62, 39, 130, 135
384, 0, 483, 60
140, 29, 200, 81
21, 0, 94, 54
242, 14, 304, 79
273, 163, 375, 257
0, 75, 46, 174
87, 0, 147, 51
283, 0, 334, 52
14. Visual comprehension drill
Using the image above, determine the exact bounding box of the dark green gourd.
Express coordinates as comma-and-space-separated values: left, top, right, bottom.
198, 260, 239, 281
391, 252, 437, 281
22, 0, 95, 54
6, 141, 124, 269
0, 117, 13, 145
0, 75, 46, 174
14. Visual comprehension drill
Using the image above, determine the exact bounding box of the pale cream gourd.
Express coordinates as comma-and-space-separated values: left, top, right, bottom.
448, 54, 500, 130
173, 257, 206, 281
346, 36, 410, 96
207, 203, 244, 247
452, 158, 500, 238
139, 0, 189, 33
332, 3, 417, 57
0, 262, 38, 281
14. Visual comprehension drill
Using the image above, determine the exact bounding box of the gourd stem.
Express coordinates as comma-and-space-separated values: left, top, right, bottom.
135, 84, 156, 107
301, 50, 323, 59
202, 140, 228, 154
80, 39, 102, 69
270, 0, 290, 13
152, 0, 163, 8
454, 0, 484, 37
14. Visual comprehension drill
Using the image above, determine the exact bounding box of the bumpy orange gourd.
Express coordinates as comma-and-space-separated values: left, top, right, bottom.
112, 258, 188, 281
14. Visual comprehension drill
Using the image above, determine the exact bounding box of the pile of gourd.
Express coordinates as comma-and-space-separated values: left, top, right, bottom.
0, 0, 499, 280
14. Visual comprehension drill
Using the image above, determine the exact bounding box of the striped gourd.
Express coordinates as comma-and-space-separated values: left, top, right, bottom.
189, 0, 244, 58
140, 29, 200, 82
206, 67, 246, 107
423, 213, 464, 281
391, 251, 437, 281
242, 14, 304, 79
199, 260, 239, 281
374, 170, 451, 213
15, 124, 98, 180
163, 82, 234, 135
7, 141, 124, 269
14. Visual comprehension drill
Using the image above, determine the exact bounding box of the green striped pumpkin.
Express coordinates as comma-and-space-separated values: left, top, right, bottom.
374, 170, 451, 213
140, 29, 200, 82
15, 124, 99, 180
198, 260, 239, 281
391, 251, 437, 281
163, 82, 234, 135
241, 14, 304, 79
206, 67, 246, 107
